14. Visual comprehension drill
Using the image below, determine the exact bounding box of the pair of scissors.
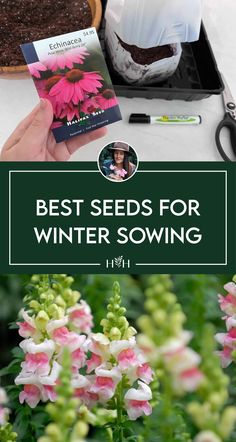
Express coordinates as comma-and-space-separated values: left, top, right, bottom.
215, 74, 236, 162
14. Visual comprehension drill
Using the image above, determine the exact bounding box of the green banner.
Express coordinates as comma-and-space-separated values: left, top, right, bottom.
0, 162, 235, 273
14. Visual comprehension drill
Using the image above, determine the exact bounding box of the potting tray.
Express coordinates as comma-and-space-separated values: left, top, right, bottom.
99, 22, 224, 101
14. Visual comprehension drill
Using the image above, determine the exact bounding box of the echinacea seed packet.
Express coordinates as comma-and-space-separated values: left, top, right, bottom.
21, 28, 122, 143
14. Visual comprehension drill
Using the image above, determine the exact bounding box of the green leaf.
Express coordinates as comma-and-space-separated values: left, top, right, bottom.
0, 359, 21, 376
9, 321, 19, 330
11, 346, 24, 360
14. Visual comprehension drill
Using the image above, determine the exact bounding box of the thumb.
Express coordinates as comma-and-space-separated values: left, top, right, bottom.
20, 99, 54, 155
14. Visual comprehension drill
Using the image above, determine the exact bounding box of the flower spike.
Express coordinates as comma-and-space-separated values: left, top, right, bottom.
101, 281, 137, 341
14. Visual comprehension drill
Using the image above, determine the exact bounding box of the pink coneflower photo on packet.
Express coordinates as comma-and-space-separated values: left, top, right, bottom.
21, 28, 122, 143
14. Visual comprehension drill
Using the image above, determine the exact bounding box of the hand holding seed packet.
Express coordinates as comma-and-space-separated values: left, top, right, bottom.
0, 99, 107, 161
21, 28, 122, 143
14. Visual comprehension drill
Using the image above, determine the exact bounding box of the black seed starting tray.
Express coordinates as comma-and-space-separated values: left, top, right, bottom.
100, 22, 224, 101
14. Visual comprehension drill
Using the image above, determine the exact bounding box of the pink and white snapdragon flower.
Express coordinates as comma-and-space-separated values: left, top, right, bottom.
68, 300, 94, 334
218, 282, 236, 316
137, 363, 154, 384
86, 333, 110, 372
15, 296, 93, 408
90, 365, 122, 402
83, 332, 153, 418
109, 337, 153, 385
16, 323, 88, 407
15, 279, 153, 424
0, 387, 9, 426
159, 332, 204, 394
215, 327, 236, 350
216, 281, 236, 368
174, 367, 204, 393
110, 337, 138, 369
16, 359, 61, 408
86, 353, 103, 374
19, 384, 42, 409
124, 381, 152, 421
17, 309, 37, 339
194, 431, 222, 442
72, 373, 92, 405
51, 326, 86, 352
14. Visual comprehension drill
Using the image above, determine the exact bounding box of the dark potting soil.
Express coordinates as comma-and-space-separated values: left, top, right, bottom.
117, 35, 174, 65
0, 0, 92, 66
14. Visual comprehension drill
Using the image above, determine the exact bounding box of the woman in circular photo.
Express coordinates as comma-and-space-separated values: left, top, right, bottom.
99, 141, 138, 182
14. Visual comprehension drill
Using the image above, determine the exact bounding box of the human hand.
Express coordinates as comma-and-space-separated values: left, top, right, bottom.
0, 99, 107, 161
109, 174, 123, 181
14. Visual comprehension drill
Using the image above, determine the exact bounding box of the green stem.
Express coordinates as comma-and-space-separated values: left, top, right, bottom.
162, 373, 174, 442
106, 428, 114, 442
116, 381, 124, 442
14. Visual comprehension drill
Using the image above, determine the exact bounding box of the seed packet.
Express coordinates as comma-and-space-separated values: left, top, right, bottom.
21, 28, 122, 143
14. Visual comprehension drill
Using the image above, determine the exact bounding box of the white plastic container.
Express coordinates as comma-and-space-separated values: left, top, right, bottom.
105, 0, 202, 85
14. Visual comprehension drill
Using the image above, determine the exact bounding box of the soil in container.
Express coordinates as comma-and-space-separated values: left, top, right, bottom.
117, 35, 174, 65
0, 0, 92, 67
